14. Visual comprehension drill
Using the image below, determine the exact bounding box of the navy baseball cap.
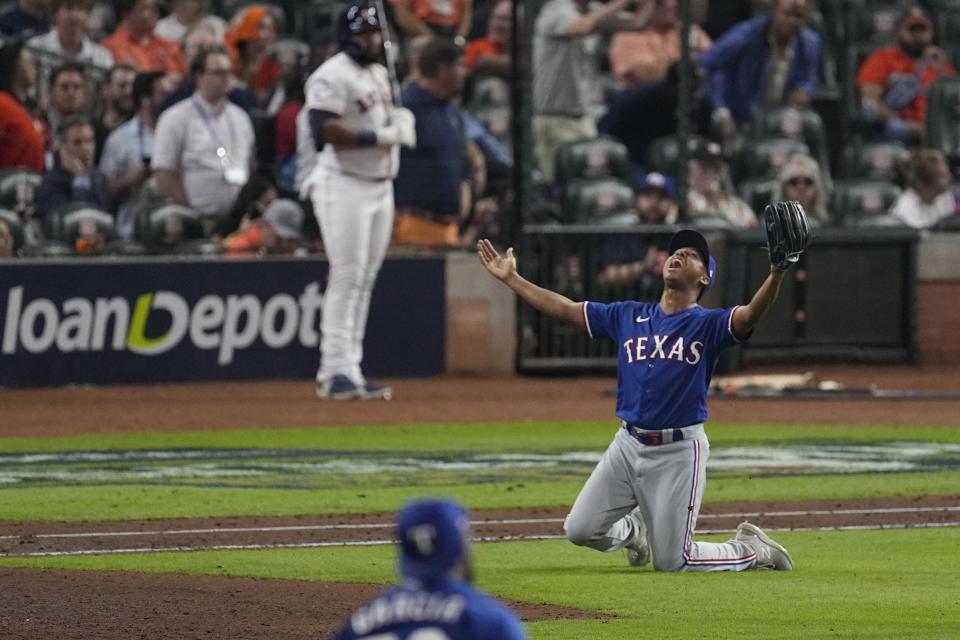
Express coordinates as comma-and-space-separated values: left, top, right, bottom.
668, 229, 716, 290
397, 498, 470, 580
633, 171, 677, 198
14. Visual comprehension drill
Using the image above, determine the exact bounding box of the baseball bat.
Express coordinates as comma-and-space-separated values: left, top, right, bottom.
371, 0, 402, 106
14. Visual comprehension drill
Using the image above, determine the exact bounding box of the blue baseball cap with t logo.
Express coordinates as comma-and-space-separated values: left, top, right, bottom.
397, 499, 470, 580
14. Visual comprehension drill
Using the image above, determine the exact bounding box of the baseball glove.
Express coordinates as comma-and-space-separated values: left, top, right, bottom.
764, 200, 810, 271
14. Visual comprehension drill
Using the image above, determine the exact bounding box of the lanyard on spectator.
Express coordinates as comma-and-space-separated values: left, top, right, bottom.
191, 96, 236, 162
137, 118, 150, 161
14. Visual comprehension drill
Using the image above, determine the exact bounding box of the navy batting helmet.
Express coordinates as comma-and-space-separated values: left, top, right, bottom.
337, 3, 381, 46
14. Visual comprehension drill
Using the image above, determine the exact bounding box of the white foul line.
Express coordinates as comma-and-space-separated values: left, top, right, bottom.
1, 507, 958, 541
2, 522, 959, 558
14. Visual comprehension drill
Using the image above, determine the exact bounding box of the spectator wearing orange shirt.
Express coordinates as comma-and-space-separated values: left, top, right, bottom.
0, 39, 45, 173
464, 0, 510, 77
224, 5, 282, 103
390, 0, 473, 42
608, 0, 711, 86
101, 0, 186, 74
857, 8, 955, 142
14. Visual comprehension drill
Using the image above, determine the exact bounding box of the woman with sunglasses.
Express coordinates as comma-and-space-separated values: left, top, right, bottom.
773, 154, 829, 224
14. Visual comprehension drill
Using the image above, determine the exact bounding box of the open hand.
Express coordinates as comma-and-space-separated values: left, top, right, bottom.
477, 238, 516, 282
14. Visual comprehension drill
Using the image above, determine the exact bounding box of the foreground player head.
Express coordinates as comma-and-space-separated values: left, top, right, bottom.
337, 3, 384, 66
663, 229, 716, 301
397, 498, 474, 584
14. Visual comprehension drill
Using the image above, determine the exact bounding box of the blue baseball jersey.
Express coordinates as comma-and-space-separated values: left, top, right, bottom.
583, 301, 745, 429
334, 576, 526, 640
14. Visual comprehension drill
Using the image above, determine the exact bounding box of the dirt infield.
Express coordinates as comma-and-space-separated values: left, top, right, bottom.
3, 365, 960, 437
1, 366, 959, 639
2, 496, 959, 639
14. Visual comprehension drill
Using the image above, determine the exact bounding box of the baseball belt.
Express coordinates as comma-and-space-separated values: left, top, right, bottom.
621, 422, 703, 446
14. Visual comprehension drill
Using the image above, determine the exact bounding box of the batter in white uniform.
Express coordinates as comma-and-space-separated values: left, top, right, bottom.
301, 3, 416, 401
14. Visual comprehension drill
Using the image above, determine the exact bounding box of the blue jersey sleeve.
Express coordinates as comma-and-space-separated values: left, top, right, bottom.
709, 305, 748, 350
583, 301, 626, 340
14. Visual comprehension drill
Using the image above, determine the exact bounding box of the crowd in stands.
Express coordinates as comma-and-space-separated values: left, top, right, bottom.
535, 0, 960, 234
0, 0, 959, 261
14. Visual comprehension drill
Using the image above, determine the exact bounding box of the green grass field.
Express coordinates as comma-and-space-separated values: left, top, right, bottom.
1, 420, 959, 638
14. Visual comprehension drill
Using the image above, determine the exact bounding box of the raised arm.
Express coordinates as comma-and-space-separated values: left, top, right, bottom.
732, 200, 809, 337
477, 239, 585, 329
730, 268, 785, 338
565, 0, 631, 37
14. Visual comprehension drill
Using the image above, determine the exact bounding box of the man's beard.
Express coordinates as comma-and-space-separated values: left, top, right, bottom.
900, 41, 925, 58
346, 40, 382, 66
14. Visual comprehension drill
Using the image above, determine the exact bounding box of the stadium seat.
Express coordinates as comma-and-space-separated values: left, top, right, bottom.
101, 239, 150, 256
805, 9, 840, 96
563, 178, 635, 224
554, 136, 631, 187
301, 0, 345, 42
172, 239, 227, 256
925, 77, 960, 163
830, 179, 902, 227
840, 43, 879, 131
645, 134, 708, 180
20, 240, 74, 258
927, 0, 960, 11
687, 213, 735, 230
844, 2, 903, 46
932, 214, 960, 231
846, 213, 908, 228
935, 9, 960, 43
43, 203, 116, 246
840, 141, 909, 180
740, 138, 811, 180
751, 107, 830, 177
268, 38, 310, 72
813, 3, 845, 50
591, 209, 642, 226
135, 203, 205, 252
0, 170, 43, 215
0, 208, 25, 256
738, 177, 779, 213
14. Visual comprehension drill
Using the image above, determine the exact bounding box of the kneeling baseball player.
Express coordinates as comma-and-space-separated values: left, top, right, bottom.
478, 202, 809, 572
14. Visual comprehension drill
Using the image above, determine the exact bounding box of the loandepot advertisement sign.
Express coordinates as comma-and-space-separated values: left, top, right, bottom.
3, 284, 325, 365
0, 257, 444, 387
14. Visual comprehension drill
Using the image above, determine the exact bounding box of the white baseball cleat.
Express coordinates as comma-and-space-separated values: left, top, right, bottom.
735, 522, 794, 570
624, 507, 650, 567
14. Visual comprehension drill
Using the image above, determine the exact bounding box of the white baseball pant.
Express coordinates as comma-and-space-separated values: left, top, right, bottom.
308, 166, 394, 385
564, 425, 757, 572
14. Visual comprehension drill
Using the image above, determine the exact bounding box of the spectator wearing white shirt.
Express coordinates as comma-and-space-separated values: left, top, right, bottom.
100, 71, 169, 238
28, 0, 113, 97
155, 0, 226, 43
152, 47, 255, 226
890, 148, 959, 228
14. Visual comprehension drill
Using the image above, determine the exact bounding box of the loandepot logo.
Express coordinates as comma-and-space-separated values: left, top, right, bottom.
1, 284, 324, 365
